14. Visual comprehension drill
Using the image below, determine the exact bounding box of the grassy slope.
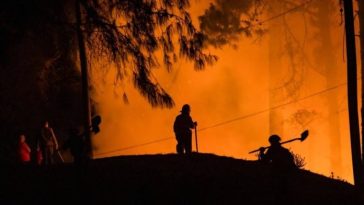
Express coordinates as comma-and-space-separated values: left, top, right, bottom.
1, 153, 363, 204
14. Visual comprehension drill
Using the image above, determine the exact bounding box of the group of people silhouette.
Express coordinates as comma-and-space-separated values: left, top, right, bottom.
173, 104, 297, 171
18, 121, 59, 165
18, 104, 297, 174
17, 121, 87, 166
173, 103, 298, 202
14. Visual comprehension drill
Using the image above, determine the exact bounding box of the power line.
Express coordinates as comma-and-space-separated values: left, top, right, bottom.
94, 81, 347, 156
240, 0, 314, 32
198, 82, 346, 131
95, 137, 172, 156
258, 0, 314, 25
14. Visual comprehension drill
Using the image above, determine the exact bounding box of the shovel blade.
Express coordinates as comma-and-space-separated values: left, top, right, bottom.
300, 130, 309, 141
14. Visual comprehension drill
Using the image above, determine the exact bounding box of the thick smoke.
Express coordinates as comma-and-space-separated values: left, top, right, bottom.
93, 0, 354, 183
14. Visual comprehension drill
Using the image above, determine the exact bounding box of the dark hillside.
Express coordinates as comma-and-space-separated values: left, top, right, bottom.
1, 153, 363, 204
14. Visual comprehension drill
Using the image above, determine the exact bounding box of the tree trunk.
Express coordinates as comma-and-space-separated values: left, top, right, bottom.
358, 0, 364, 173
343, 0, 362, 186
76, 0, 92, 158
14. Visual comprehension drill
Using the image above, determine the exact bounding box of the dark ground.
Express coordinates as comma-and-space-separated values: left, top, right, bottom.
1, 153, 363, 205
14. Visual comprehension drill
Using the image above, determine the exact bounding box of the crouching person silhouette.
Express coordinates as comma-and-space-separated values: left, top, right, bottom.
259, 135, 297, 203
173, 104, 197, 155
259, 135, 296, 171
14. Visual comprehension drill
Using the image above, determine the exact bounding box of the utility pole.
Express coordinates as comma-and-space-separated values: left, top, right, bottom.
75, 0, 92, 158
343, 0, 363, 186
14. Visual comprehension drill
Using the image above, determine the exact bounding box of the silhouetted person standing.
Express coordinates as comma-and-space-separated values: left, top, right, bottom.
40, 121, 59, 166
173, 104, 197, 155
18, 134, 31, 164
62, 128, 86, 166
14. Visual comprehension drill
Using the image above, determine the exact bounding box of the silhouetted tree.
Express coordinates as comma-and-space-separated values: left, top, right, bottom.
77, 0, 217, 107
358, 0, 364, 169
0, 0, 218, 160
199, 0, 265, 48
343, 0, 362, 186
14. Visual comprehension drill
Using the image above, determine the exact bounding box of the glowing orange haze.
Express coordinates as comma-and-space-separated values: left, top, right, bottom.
91, 0, 360, 183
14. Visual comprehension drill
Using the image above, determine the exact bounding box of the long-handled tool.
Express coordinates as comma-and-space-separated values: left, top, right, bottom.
248, 129, 309, 154
56, 149, 64, 163
195, 123, 198, 153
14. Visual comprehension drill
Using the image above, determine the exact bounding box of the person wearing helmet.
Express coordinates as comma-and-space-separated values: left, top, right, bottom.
259, 135, 297, 201
173, 104, 197, 154
259, 134, 295, 170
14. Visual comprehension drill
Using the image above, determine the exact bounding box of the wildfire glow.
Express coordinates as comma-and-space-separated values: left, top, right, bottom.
91, 0, 361, 184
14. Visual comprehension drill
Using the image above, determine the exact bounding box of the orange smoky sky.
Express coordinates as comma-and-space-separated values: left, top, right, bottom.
90, 0, 361, 184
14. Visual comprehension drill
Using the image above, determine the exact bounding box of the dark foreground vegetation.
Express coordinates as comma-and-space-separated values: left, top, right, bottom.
1, 153, 363, 204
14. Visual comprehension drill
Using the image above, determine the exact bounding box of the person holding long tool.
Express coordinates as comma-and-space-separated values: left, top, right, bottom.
255, 131, 308, 202
258, 135, 296, 171
254, 130, 309, 170
40, 121, 62, 165
173, 104, 197, 155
